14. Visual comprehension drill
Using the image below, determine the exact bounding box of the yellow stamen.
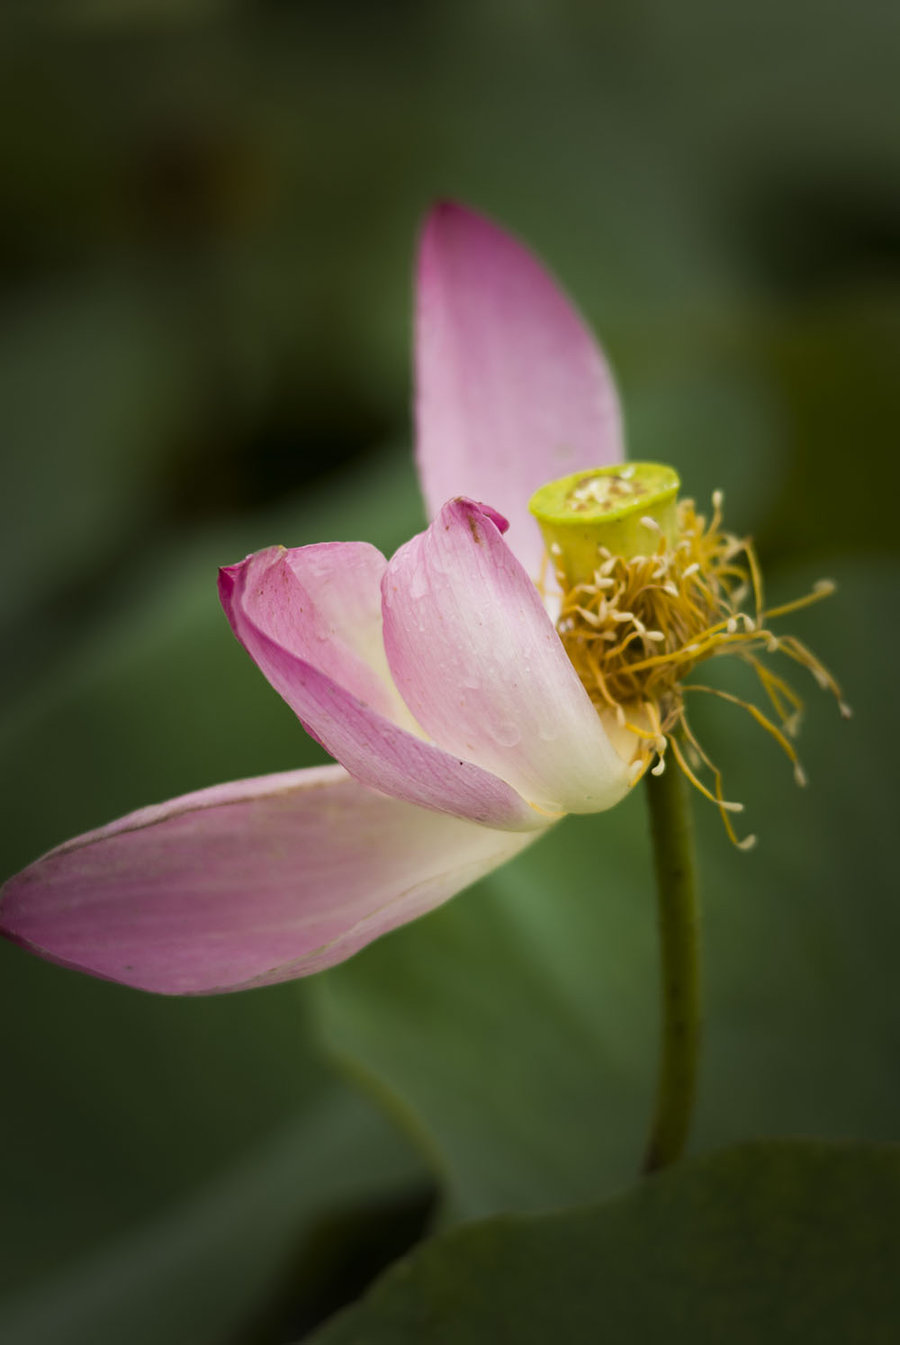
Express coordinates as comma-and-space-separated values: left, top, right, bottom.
678, 713, 755, 849
684, 685, 807, 786
535, 480, 845, 848
747, 655, 804, 726
763, 581, 835, 622
667, 735, 743, 813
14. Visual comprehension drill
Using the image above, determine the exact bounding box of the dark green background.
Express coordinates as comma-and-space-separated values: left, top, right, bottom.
1, 3, 897, 1341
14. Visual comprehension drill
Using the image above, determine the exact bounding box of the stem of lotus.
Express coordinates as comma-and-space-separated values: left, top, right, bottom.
642, 760, 701, 1174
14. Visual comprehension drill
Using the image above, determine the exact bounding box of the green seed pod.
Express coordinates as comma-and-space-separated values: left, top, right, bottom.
529, 462, 681, 585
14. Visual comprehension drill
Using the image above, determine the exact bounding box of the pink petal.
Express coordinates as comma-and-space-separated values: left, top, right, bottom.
220, 547, 539, 831
219, 542, 416, 729
0, 765, 540, 995
382, 499, 633, 816
415, 202, 624, 581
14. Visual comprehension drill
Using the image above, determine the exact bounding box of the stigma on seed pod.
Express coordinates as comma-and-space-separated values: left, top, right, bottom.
528, 462, 849, 848
529, 463, 681, 585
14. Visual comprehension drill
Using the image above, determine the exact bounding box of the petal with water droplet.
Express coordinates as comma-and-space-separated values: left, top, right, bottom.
382, 500, 633, 815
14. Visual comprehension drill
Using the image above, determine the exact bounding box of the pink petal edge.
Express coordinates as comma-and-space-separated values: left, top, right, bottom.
415, 201, 624, 581
0, 765, 542, 995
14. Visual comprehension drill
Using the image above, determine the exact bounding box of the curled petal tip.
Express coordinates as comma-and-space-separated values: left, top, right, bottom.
217, 564, 239, 600
452, 498, 510, 535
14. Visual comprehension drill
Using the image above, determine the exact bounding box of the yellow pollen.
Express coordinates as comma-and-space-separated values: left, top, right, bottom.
546, 491, 847, 848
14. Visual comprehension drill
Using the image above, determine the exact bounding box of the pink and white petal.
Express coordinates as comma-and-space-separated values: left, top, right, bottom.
283, 543, 402, 702
221, 557, 540, 831
382, 499, 633, 815
220, 543, 418, 733
415, 202, 624, 582
0, 765, 542, 996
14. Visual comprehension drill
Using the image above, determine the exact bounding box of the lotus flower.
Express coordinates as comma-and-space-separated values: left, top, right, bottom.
0, 204, 637, 995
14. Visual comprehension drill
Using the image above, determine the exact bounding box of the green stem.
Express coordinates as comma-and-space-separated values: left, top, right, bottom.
642, 761, 701, 1174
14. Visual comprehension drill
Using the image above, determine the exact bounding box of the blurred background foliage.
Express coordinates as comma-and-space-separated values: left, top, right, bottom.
0, 1, 898, 1341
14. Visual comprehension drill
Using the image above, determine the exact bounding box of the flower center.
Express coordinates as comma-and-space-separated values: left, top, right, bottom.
529, 463, 849, 848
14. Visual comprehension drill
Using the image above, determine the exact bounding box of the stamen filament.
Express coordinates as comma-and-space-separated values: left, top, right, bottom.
763, 579, 836, 622
684, 684, 806, 783
545, 486, 844, 846
668, 736, 744, 812
678, 713, 755, 849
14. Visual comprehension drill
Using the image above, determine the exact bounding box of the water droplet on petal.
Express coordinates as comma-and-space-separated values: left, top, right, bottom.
492, 720, 521, 748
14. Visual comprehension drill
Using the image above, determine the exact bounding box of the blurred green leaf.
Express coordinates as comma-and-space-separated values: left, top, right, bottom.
0, 1087, 423, 1345
751, 295, 900, 561
0, 275, 194, 632
309, 1140, 900, 1345
316, 799, 655, 1221
0, 950, 323, 1291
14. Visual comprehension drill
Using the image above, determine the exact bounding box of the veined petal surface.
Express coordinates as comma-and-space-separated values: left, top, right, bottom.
383, 500, 633, 816
220, 548, 539, 831
0, 766, 540, 995
415, 202, 624, 582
